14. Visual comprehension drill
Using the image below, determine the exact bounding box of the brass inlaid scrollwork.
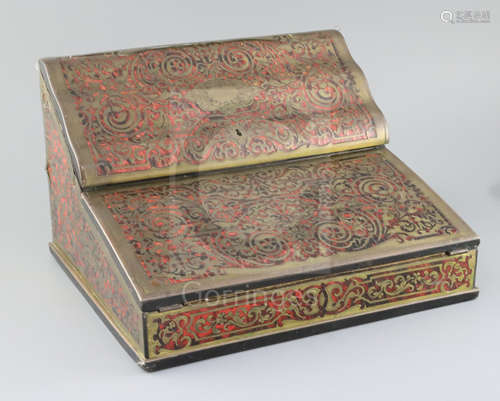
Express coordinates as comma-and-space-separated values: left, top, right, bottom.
104, 152, 457, 283
149, 251, 475, 356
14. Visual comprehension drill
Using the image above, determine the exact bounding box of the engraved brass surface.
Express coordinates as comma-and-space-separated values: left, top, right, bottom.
146, 249, 477, 359
40, 30, 387, 188
84, 147, 478, 306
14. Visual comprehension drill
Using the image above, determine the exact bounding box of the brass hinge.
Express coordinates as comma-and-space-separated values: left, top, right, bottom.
446, 248, 471, 256
157, 303, 184, 313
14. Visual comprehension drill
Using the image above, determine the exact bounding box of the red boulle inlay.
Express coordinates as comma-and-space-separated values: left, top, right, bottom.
59, 31, 379, 177
103, 152, 457, 284
151, 253, 473, 354
43, 93, 141, 344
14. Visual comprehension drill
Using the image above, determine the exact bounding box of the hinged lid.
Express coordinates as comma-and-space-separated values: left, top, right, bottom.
40, 30, 387, 189
82, 147, 478, 311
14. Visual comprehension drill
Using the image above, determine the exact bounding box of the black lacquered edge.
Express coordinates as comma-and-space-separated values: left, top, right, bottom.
49, 243, 144, 365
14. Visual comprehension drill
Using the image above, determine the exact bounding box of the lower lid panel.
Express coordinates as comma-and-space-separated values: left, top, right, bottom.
50, 243, 478, 372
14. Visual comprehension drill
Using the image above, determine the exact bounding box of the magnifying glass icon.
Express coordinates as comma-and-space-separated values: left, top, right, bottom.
441, 10, 455, 24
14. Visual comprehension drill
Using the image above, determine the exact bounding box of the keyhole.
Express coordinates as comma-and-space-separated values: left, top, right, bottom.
235, 129, 242, 137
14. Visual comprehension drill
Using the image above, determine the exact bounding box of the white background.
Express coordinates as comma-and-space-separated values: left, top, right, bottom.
1, 1, 499, 399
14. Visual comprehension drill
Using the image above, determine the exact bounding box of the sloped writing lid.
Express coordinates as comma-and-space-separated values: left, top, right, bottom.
40, 30, 388, 189
83, 148, 477, 310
